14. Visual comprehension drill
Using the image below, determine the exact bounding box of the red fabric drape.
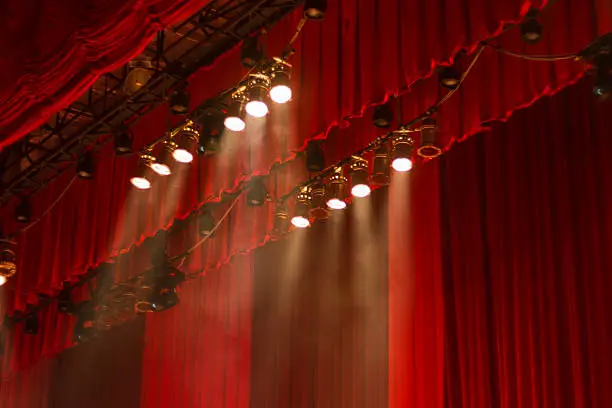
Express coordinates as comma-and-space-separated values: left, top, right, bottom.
439, 80, 612, 407
2, 0, 604, 318
0, 0, 210, 148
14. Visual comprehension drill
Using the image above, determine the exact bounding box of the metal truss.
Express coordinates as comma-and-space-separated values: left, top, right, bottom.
0, 0, 303, 204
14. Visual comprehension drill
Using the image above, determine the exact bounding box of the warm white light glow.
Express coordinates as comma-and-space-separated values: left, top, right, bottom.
291, 216, 310, 228
0, 275, 7, 286
392, 157, 413, 172
270, 85, 292, 104
245, 100, 269, 118
326, 198, 347, 210
352, 184, 371, 198
131, 176, 152, 190
150, 162, 171, 176
224, 116, 246, 132
172, 148, 193, 163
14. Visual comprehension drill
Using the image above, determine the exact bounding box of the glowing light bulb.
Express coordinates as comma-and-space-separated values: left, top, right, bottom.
172, 148, 193, 163
291, 216, 310, 228
270, 85, 292, 104
326, 198, 347, 210
0, 275, 7, 286
224, 116, 246, 132
245, 100, 269, 118
392, 157, 413, 172
150, 162, 171, 176
351, 184, 371, 198
130, 176, 152, 190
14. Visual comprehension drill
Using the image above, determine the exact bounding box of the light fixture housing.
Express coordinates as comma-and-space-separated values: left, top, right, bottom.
172, 124, 200, 163
115, 129, 133, 155
594, 59, 612, 101
304, 0, 327, 20
77, 152, 95, 179
520, 9, 542, 44
373, 101, 394, 128
15, 199, 31, 223
169, 85, 191, 115
350, 157, 371, 198
273, 201, 290, 235
241, 36, 264, 68
417, 117, 443, 158
25, 313, 39, 335
0, 238, 16, 287
371, 144, 391, 186
310, 182, 329, 220
292, 188, 312, 228
270, 70, 292, 104
247, 177, 269, 207
306, 140, 325, 172
439, 65, 460, 90
224, 99, 246, 131
125, 59, 153, 94
151, 140, 176, 176
392, 131, 414, 172
245, 74, 271, 118
73, 301, 96, 343
199, 209, 216, 237
326, 167, 348, 210
198, 113, 224, 155
130, 153, 156, 190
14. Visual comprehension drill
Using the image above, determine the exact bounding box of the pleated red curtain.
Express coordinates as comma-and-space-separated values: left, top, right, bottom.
1, 0, 604, 318
438, 79, 612, 407
0, 0, 210, 147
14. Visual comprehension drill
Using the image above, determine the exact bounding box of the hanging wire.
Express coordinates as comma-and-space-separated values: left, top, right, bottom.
482, 42, 578, 62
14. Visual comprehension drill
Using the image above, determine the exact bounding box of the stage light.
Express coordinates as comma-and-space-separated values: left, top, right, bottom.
224, 100, 246, 131
77, 152, 95, 179
439, 66, 460, 90
172, 124, 200, 163
169, 85, 190, 115
199, 209, 216, 237
520, 9, 542, 44
247, 177, 269, 207
306, 140, 325, 172
594, 60, 612, 101
304, 0, 327, 20
125, 60, 153, 94
115, 129, 133, 155
73, 302, 96, 343
15, 199, 30, 223
417, 117, 443, 158
149, 265, 185, 312
245, 75, 270, 118
0, 240, 16, 287
273, 201, 290, 235
57, 282, 73, 314
151, 140, 176, 176
350, 156, 371, 198
131, 153, 156, 190
326, 167, 348, 210
392, 132, 414, 173
241, 36, 264, 69
25, 313, 38, 335
292, 188, 312, 228
373, 101, 394, 128
372, 144, 391, 186
0, 276, 6, 287
310, 182, 329, 220
198, 114, 224, 155
270, 70, 292, 104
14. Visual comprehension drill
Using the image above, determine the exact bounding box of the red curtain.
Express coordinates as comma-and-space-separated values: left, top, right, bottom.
0, 0, 210, 148
2, 0, 604, 318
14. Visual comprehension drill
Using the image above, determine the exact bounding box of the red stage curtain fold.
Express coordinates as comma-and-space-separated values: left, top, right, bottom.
0, 0, 210, 148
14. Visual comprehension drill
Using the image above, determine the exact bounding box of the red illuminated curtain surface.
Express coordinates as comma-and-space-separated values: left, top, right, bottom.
0, 0, 210, 148
3, 0, 609, 318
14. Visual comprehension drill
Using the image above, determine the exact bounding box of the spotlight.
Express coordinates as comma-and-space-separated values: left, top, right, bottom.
417, 117, 443, 158
14, 199, 30, 223
270, 70, 292, 104
125, 59, 153, 94
198, 114, 224, 155
130, 153, 155, 190
373, 101, 394, 128
350, 156, 371, 198
114, 129, 133, 155
439, 66, 460, 90
169, 85, 191, 115
291, 188, 312, 228
594, 59, 612, 101
245, 75, 270, 118
241, 36, 264, 69
24, 313, 38, 335
392, 131, 414, 172
371, 144, 391, 186
0, 239, 16, 287
73, 302, 96, 343
326, 167, 348, 210
172, 124, 200, 163
57, 282, 73, 314
77, 152, 95, 179
247, 177, 269, 207
304, 0, 327, 20
224, 99, 246, 132
310, 182, 329, 219
273, 201, 290, 235
306, 140, 325, 172
149, 265, 185, 312
151, 140, 176, 176
199, 208, 216, 237
520, 9, 542, 44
